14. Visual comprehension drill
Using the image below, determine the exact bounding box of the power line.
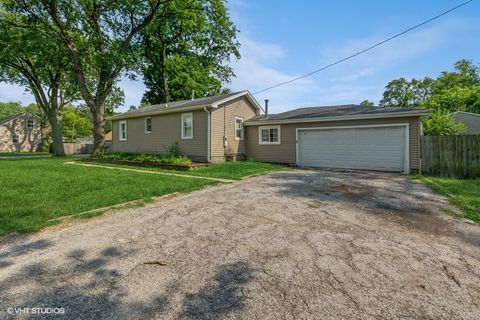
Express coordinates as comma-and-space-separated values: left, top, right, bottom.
252, 0, 474, 95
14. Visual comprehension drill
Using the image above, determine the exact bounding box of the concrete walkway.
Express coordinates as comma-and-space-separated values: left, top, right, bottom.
64, 161, 235, 183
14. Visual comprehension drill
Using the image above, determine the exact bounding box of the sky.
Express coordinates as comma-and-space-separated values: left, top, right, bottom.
1, 0, 479, 114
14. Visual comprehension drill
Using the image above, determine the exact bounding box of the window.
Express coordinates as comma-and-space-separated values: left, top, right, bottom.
259, 126, 281, 144
181, 113, 193, 139
145, 117, 152, 134
27, 119, 34, 128
119, 120, 127, 141
12, 134, 18, 143
235, 117, 244, 140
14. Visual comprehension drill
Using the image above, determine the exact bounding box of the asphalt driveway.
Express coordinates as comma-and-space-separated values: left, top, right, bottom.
1, 169, 479, 319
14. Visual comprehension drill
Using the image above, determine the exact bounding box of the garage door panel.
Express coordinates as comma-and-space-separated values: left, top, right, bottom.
297, 126, 406, 172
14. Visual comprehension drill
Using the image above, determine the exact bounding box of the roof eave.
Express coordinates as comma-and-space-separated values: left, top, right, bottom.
107, 105, 212, 121
244, 110, 431, 126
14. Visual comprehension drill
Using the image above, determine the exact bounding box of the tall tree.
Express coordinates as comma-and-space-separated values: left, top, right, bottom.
141, 0, 240, 104
61, 105, 93, 142
379, 77, 433, 108
8, 0, 168, 154
0, 102, 23, 121
0, 7, 77, 156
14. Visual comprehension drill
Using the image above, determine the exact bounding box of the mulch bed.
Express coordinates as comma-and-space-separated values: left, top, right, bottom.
81, 158, 207, 171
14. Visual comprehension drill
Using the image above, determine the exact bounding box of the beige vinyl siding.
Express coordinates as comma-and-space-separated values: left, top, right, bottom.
210, 97, 259, 162
112, 110, 208, 162
246, 117, 422, 170
453, 113, 480, 134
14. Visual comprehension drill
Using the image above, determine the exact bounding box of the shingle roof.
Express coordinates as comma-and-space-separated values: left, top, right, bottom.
109, 91, 249, 120
246, 104, 428, 122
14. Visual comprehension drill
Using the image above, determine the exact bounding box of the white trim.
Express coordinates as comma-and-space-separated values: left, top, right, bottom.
258, 125, 281, 145
245, 110, 430, 126
234, 116, 244, 141
204, 106, 211, 162
119, 120, 127, 141
295, 123, 410, 174
181, 112, 193, 140
211, 90, 263, 113
144, 117, 152, 134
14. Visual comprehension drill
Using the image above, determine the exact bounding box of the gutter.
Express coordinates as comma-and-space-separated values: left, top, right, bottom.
108, 105, 208, 121
244, 110, 431, 126
203, 105, 211, 163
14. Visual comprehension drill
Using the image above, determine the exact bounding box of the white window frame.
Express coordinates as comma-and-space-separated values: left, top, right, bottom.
181, 113, 193, 139
259, 125, 281, 145
27, 119, 34, 128
234, 117, 244, 140
119, 120, 127, 141
144, 117, 152, 134
12, 133, 19, 143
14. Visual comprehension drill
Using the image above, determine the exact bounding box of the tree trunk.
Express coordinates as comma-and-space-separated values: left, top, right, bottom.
48, 112, 65, 156
161, 45, 170, 103
91, 104, 105, 155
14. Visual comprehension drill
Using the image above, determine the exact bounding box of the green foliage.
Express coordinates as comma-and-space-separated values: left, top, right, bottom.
141, 0, 240, 104
166, 142, 179, 157
380, 77, 434, 108
0, 101, 23, 121
422, 111, 465, 136
420, 85, 480, 114
93, 152, 192, 166
61, 106, 94, 142
359, 100, 374, 107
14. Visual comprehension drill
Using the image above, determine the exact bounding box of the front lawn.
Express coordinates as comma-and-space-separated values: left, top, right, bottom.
415, 175, 480, 222
83, 159, 289, 180
0, 157, 217, 236
0, 152, 50, 157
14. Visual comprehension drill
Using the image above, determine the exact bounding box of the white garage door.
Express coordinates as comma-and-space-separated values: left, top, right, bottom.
297, 125, 408, 172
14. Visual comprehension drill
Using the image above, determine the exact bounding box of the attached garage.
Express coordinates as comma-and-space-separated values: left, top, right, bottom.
296, 124, 408, 173
245, 105, 430, 173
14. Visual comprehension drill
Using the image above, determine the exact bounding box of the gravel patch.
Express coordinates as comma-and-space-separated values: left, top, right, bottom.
0, 169, 479, 319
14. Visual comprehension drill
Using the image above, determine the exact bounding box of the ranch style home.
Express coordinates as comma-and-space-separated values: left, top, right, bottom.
109, 91, 429, 173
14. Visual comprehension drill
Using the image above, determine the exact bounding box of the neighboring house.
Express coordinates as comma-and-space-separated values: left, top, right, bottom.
0, 112, 42, 152
104, 131, 112, 152
452, 111, 480, 134
110, 91, 429, 173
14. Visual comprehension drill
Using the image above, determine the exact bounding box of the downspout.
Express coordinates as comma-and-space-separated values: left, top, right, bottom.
203, 106, 211, 163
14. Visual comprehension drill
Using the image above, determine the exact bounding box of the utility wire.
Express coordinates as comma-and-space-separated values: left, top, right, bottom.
252, 0, 474, 95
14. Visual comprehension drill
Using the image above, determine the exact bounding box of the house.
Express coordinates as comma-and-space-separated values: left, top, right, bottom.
104, 131, 113, 152
0, 112, 42, 152
452, 111, 480, 134
109, 91, 429, 173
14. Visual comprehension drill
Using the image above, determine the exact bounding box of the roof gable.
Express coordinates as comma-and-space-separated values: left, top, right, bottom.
0, 112, 39, 126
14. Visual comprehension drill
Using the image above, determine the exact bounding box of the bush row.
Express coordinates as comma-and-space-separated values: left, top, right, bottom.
92, 152, 192, 166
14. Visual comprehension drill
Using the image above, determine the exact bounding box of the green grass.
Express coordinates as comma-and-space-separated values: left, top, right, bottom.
83, 159, 289, 180
413, 175, 480, 222
0, 152, 50, 157
0, 157, 217, 236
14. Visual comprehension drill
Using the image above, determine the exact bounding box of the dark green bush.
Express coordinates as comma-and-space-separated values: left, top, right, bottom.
93, 152, 192, 166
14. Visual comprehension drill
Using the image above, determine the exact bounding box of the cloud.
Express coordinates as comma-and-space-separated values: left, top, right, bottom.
229, 35, 317, 112
0, 83, 36, 105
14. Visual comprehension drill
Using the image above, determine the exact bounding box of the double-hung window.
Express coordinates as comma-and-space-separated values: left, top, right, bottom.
145, 117, 152, 134
259, 126, 281, 144
235, 117, 244, 140
27, 119, 34, 128
12, 134, 19, 143
119, 120, 127, 141
181, 113, 193, 139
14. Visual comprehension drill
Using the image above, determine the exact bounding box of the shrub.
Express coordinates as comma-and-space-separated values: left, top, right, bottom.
92, 152, 192, 166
